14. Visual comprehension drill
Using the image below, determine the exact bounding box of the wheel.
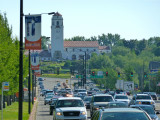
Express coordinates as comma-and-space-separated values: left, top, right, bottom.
50, 110, 53, 115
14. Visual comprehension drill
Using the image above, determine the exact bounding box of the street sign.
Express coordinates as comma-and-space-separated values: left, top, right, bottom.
115, 80, 124, 90
97, 71, 103, 76
123, 81, 134, 91
3, 82, 9, 91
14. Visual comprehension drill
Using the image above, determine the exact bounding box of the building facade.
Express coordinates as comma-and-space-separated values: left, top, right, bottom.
39, 12, 111, 61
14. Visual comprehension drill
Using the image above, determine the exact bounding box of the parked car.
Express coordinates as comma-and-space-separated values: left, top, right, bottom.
91, 108, 152, 120
53, 97, 87, 120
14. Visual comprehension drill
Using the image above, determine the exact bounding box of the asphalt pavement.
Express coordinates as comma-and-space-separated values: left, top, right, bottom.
35, 77, 160, 120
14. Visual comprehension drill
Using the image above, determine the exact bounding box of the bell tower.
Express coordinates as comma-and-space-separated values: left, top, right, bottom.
51, 12, 64, 61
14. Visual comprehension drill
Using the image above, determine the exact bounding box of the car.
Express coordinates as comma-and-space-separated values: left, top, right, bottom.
49, 97, 61, 115
115, 89, 123, 94
83, 96, 92, 109
130, 105, 159, 120
44, 95, 53, 105
87, 91, 96, 96
76, 89, 87, 96
114, 94, 130, 105
44, 90, 54, 97
38, 77, 44, 81
144, 92, 158, 100
108, 91, 115, 96
106, 101, 129, 108
53, 97, 87, 120
129, 94, 156, 109
91, 108, 152, 120
90, 94, 114, 117
40, 89, 47, 96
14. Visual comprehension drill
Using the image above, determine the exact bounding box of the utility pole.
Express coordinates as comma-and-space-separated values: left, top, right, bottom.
28, 50, 31, 114
32, 70, 34, 104
83, 56, 85, 88
84, 52, 87, 88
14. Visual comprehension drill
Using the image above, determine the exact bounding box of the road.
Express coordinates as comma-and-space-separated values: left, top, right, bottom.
35, 77, 160, 120
36, 77, 91, 120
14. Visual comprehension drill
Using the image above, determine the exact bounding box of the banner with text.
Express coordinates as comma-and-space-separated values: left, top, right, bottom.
31, 51, 40, 70
34, 69, 41, 77
25, 15, 41, 50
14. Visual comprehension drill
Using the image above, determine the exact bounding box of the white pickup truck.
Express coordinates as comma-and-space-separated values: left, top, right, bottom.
53, 97, 87, 120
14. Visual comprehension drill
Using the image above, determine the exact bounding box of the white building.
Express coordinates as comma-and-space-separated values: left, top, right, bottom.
39, 12, 111, 61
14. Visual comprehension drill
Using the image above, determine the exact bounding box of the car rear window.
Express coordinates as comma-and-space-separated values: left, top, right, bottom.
102, 112, 149, 120
94, 96, 113, 102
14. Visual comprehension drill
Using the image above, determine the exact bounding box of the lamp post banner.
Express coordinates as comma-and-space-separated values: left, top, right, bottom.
31, 51, 40, 70
34, 69, 41, 76
25, 15, 41, 50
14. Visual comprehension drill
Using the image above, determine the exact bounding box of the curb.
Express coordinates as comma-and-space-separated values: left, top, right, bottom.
28, 100, 38, 120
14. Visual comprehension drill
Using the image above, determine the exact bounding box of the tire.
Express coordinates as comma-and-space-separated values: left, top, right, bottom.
50, 111, 53, 115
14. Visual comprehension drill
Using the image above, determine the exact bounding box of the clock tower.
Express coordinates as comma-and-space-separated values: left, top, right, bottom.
51, 12, 64, 61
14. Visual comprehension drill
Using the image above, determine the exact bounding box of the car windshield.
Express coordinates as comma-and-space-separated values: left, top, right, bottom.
115, 96, 128, 99
84, 97, 92, 101
78, 90, 86, 92
140, 107, 155, 114
102, 112, 149, 120
46, 95, 53, 99
56, 99, 84, 108
94, 96, 113, 102
136, 96, 151, 99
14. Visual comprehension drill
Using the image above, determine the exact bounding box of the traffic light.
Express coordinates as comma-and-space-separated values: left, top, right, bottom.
131, 72, 133, 77
118, 72, 120, 77
106, 72, 108, 76
92, 71, 95, 76
144, 72, 147, 78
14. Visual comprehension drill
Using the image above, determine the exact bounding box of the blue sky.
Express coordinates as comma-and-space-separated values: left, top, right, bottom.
0, 0, 160, 40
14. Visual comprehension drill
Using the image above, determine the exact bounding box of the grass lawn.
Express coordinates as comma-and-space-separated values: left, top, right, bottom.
41, 73, 71, 78
0, 102, 32, 120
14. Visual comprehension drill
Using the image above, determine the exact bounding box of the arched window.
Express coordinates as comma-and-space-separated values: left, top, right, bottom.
79, 55, 84, 60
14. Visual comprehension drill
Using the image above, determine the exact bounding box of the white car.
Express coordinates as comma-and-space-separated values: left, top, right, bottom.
77, 89, 87, 96
114, 94, 130, 105
53, 97, 87, 120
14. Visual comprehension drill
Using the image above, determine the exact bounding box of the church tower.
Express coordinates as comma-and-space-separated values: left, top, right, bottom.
51, 12, 64, 61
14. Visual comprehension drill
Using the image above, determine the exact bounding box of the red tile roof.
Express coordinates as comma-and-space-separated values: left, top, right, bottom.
64, 41, 99, 48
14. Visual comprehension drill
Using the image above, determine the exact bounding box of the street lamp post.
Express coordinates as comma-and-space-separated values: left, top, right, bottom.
19, 0, 23, 120
19, 0, 55, 118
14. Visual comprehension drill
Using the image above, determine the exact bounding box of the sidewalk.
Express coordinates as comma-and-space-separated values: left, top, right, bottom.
28, 99, 38, 120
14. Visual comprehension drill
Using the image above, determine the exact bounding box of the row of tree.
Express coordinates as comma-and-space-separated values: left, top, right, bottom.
0, 13, 28, 97
63, 34, 160, 92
